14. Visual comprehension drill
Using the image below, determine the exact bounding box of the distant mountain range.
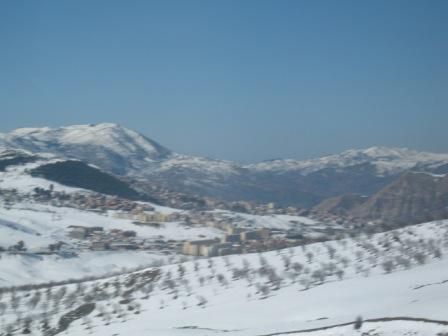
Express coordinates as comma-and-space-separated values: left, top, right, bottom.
1, 123, 448, 210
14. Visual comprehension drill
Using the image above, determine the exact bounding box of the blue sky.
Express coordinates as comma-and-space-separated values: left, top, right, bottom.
1, 0, 447, 162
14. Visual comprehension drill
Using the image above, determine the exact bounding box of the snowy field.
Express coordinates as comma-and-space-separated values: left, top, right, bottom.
0, 219, 447, 335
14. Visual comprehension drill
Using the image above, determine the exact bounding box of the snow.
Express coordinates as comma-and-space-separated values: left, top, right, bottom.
4, 125, 448, 181
0, 200, 223, 286
66, 225, 448, 336
246, 146, 448, 176
1, 125, 448, 335
1, 218, 447, 335
213, 210, 324, 230
157, 154, 242, 176
0, 251, 167, 287
0, 159, 87, 194
0, 123, 448, 188
1, 123, 171, 163
0, 199, 334, 286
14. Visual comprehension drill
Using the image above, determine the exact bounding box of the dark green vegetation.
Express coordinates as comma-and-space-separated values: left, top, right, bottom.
0, 152, 36, 172
30, 160, 151, 201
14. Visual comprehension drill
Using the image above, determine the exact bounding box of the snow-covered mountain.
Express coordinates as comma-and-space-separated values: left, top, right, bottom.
0, 123, 171, 175
246, 146, 448, 175
2, 123, 448, 207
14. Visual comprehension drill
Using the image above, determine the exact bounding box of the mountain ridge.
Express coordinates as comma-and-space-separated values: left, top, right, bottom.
2, 124, 448, 173
1, 123, 447, 207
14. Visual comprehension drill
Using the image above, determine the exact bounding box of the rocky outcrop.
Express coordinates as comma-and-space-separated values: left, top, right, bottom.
312, 193, 368, 216
350, 172, 448, 226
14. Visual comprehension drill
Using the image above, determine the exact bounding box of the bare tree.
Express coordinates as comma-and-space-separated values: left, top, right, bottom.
27, 291, 41, 309
197, 295, 207, 308
177, 264, 186, 278
311, 269, 325, 284
217, 274, 229, 288
306, 252, 314, 263
0, 302, 7, 316
10, 293, 20, 312
381, 260, 394, 273
291, 262, 303, 274
354, 315, 363, 330
326, 245, 336, 259
413, 252, 427, 265
336, 269, 344, 281
281, 254, 291, 270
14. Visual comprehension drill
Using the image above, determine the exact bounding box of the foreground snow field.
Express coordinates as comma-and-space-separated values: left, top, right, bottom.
1, 219, 447, 335
58, 251, 448, 336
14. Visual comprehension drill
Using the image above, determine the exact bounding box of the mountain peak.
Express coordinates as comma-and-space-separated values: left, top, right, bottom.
0, 123, 172, 175
341, 146, 414, 158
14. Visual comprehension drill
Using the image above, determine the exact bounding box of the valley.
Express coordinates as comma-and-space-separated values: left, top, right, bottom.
0, 124, 447, 335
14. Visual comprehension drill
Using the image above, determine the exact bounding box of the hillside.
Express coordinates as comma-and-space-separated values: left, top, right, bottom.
30, 160, 149, 201
312, 193, 368, 216
0, 219, 447, 335
350, 172, 448, 226
0, 149, 37, 172
0, 123, 172, 175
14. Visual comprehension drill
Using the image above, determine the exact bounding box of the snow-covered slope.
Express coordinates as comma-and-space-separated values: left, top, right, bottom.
0, 151, 84, 194
0, 123, 171, 175
0, 199, 225, 286
1, 123, 170, 159
1, 219, 448, 335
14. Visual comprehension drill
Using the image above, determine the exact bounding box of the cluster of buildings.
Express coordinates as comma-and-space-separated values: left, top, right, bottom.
203, 199, 306, 216
68, 225, 141, 251
114, 210, 185, 223
66, 224, 183, 254
0, 188, 24, 207
308, 209, 355, 226
182, 239, 240, 257
135, 181, 306, 216
182, 227, 273, 257
31, 187, 155, 213
65, 193, 153, 213
139, 183, 209, 210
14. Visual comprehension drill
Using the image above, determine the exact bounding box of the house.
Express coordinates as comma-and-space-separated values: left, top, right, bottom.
202, 243, 232, 257
109, 243, 139, 250
226, 226, 244, 235
133, 221, 162, 228
90, 241, 110, 250
222, 234, 241, 243
68, 227, 88, 239
122, 230, 137, 237
114, 212, 134, 220
182, 239, 217, 256
240, 228, 270, 241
